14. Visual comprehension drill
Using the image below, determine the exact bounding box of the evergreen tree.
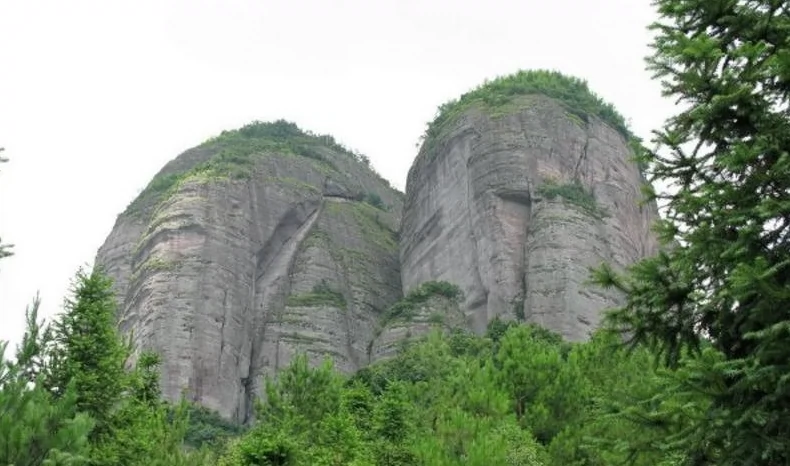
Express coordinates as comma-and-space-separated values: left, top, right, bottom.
0, 160, 208, 465
43, 268, 129, 442
91, 351, 215, 466
0, 299, 94, 466
593, 0, 790, 463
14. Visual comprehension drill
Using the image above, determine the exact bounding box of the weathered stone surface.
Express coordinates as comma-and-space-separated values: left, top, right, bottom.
95, 123, 402, 422
370, 293, 467, 362
96, 76, 661, 422
400, 95, 659, 341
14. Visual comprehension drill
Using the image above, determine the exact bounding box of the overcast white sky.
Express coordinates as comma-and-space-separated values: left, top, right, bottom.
0, 0, 676, 349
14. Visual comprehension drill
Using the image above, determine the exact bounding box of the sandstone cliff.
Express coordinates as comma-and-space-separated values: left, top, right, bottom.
399, 70, 660, 341
95, 121, 402, 422
96, 70, 661, 422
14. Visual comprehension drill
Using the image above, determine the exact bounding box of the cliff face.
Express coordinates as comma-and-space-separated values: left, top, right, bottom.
96, 70, 660, 422
95, 121, 403, 422
399, 72, 660, 341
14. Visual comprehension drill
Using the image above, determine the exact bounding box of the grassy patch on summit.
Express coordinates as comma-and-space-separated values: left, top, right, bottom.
124, 120, 375, 216
424, 69, 633, 141
419, 69, 649, 174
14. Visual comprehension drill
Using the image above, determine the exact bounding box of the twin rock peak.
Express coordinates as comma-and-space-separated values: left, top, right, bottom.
95, 70, 659, 422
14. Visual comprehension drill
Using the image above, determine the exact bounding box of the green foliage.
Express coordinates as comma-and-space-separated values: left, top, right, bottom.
43, 268, 129, 440
328, 200, 398, 252
0, 260, 694, 466
128, 257, 178, 289
221, 355, 376, 466
227, 322, 687, 465
424, 69, 633, 143
1, 267, 216, 466
90, 352, 216, 466
286, 280, 347, 309
362, 192, 384, 210
384, 281, 463, 322
124, 120, 380, 216
590, 1, 790, 463
0, 300, 94, 466
536, 178, 609, 219
183, 405, 246, 451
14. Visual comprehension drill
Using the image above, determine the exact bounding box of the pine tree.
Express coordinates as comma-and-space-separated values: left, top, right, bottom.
0, 299, 94, 465
91, 351, 215, 466
43, 267, 129, 442
592, 0, 790, 463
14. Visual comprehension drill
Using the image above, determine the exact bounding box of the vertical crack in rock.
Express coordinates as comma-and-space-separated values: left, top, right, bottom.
244, 198, 323, 422
492, 189, 532, 324
572, 127, 590, 182
218, 289, 229, 375
464, 145, 489, 332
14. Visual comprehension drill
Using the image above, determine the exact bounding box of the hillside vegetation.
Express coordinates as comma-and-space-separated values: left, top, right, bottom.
0, 267, 698, 465
2, 0, 789, 464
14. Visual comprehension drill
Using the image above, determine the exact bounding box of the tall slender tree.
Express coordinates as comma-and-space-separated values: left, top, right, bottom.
593, 0, 790, 463
43, 267, 129, 441
0, 302, 95, 465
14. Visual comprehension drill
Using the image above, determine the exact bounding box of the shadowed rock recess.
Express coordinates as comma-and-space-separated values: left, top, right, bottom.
95, 70, 659, 422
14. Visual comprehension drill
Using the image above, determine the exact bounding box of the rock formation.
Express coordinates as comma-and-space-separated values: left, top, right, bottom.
95, 70, 660, 422
400, 70, 660, 341
95, 121, 403, 422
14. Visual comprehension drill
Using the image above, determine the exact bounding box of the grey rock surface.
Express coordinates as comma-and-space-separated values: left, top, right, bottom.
369, 294, 467, 362
400, 95, 659, 341
96, 131, 402, 422
96, 95, 660, 422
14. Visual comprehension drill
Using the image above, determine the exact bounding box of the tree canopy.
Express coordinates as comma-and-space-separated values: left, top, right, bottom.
592, 0, 790, 463
3, 0, 790, 464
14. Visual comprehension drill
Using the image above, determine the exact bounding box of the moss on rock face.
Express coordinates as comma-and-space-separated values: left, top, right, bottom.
324, 200, 399, 253
287, 281, 347, 309
123, 120, 376, 217
536, 178, 610, 220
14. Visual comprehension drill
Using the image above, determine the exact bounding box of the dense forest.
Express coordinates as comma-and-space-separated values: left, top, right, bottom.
2, 0, 789, 464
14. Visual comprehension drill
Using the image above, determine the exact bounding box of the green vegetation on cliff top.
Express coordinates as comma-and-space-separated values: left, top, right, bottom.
424, 69, 634, 142
124, 120, 385, 216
